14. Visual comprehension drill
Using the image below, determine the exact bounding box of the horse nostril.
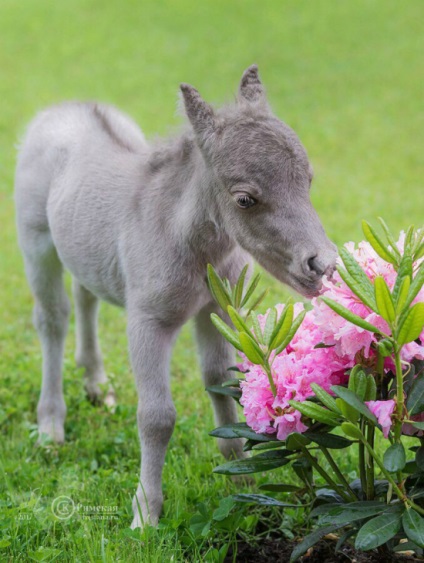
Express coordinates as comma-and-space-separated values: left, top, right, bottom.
307, 256, 325, 277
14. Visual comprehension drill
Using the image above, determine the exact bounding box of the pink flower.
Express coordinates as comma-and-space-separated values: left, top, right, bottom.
365, 400, 395, 438
274, 410, 308, 441
238, 231, 423, 441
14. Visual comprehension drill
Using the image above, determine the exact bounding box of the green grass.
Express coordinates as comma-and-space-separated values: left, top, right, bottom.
0, 0, 423, 560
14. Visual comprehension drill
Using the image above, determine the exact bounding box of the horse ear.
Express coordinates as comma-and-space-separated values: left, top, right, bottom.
238, 64, 267, 104
180, 84, 216, 142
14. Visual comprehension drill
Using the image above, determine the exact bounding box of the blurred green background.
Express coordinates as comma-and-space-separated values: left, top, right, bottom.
0, 1, 423, 560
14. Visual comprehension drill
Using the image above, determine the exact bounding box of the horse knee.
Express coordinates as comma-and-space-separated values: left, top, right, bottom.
137, 401, 176, 446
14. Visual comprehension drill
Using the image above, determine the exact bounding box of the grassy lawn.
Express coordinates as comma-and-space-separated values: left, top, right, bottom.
0, 0, 423, 560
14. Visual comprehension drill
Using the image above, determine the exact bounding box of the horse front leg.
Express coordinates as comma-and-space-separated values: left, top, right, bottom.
127, 308, 179, 529
195, 302, 245, 460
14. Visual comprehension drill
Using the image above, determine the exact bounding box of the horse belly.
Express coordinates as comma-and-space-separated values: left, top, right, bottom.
47, 179, 127, 307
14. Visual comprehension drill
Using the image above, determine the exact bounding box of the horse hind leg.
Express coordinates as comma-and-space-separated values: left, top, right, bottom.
72, 279, 116, 407
24, 237, 70, 443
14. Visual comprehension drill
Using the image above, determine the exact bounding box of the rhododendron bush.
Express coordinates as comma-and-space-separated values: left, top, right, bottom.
206, 220, 424, 561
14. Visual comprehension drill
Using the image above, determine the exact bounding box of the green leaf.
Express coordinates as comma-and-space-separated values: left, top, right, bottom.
310, 383, 341, 414
377, 217, 401, 259
288, 400, 341, 427
285, 432, 312, 451
321, 296, 384, 335
404, 263, 424, 310
252, 440, 285, 450
206, 385, 242, 399
318, 501, 388, 526
304, 431, 353, 449
259, 483, 302, 493
341, 422, 364, 440
239, 332, 265, 364
209, 423, 274, 442
209, 423, 247, 439
274, 309, 306, 355
190, 512, 211, 537
331, 386, 378, 424
364, 374, 377, 401
395, 276, 411, 314
269, 305, 294, 350
212, 497, 235, 521
397, 302, 424, 345
310, 503, 344, 518
243, 438, 257, 452
362, 220, 398, 266
207, 264, 232, 311
405, 225, 415, 255
355, 510, 403, 551
213, 450, 291, 475
350, 368, 368, 400
374, 276, 396, 324
263, 307, 277, 345
222, 378, 242, 387
402, 508, 424, 548
240, 273, 261, 307
234, 264, 249, 309
339, 247, 378, 311
336, 266, 377, 313
290, 525, 343, 562
348, 364, 363, 390
210, 314, 242, 351
407, 372, 424, 415
383, 443, 406, 472
246, 288, 269, 317
415, 240, 424, 261
337, 398, 359, 423
232, 494, 299, 507
250, 312, 264, 344
413, 230, 424, 254
393, 254, 414, 302
316, 489, 344, 503
227, 306, 251, 335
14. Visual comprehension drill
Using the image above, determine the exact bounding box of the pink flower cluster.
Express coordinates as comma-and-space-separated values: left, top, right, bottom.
239, 234, 424, 441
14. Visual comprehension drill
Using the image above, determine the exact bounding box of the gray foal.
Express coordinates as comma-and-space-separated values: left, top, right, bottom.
15, 65, 337, 528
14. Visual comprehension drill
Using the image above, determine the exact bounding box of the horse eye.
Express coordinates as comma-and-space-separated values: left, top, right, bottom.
236, 194, 256, 209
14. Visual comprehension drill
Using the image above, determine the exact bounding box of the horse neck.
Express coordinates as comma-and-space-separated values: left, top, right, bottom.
148, 133, 235, 265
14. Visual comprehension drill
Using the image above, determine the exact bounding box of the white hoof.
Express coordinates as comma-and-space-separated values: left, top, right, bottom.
84, 376, 116, 408
130, 512, 143, 530
37, 420, 65, 444
104, 388, 117, 411
37, 400, 66, 444
131, 492, 161, 529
